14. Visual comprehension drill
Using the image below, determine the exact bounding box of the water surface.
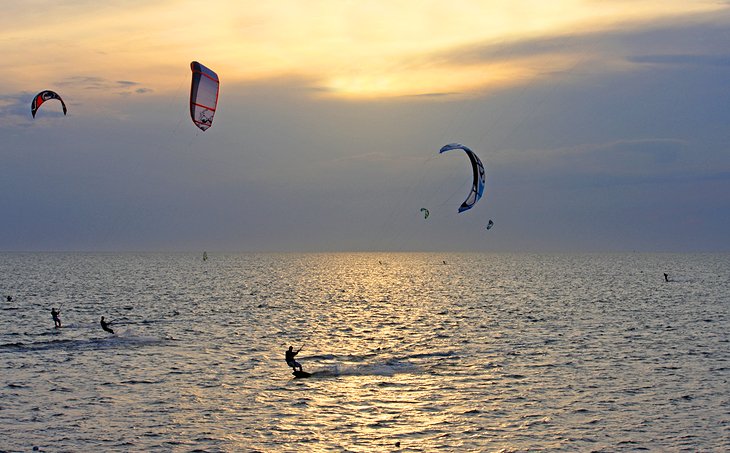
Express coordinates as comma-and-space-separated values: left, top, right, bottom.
1, 253, 728, 451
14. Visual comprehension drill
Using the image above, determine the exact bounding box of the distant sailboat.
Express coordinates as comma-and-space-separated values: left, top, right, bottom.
203, 251, 208, 262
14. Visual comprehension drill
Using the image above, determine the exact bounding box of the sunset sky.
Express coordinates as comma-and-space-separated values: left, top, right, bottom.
1, 0, 729, 252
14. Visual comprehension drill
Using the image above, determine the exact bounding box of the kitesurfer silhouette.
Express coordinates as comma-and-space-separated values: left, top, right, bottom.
664, 273, 670, 282
51, 307, 61, 328
6, 295, 12, 302
100, 316, 114, 334
286, 345, 303, 372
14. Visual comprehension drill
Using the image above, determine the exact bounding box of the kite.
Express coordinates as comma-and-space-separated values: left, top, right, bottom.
31, 90, 67, 118
438, 143, 485, 213
420, 208, 430, 219
190, 61, 220, 131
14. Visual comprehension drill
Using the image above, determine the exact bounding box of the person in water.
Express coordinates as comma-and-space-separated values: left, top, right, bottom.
100, 316, 114, 334
51, 307, 61, 328
6, 295, 12, 302
664, 273, 670, 282
286, 345, 303, 372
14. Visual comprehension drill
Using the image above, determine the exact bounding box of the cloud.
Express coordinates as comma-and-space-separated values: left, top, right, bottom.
0, 91, 35, 127
395, 7, 730, 90
493, 138, 712, 192
404, 92, 462, 99
55, 76, 152, 96
56, 76, 108, 89
571, 138, 688, 165
0, 92, 30, 120
627, 54, 730, 67
4, 1, 728, 100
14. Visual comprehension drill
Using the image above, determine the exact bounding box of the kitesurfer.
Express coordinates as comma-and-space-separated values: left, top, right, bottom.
286, 345, 303, 372
664, 273, 670, 282
6, 295, 12, 302
100, 316, 114, 334
51, 307, 61, 328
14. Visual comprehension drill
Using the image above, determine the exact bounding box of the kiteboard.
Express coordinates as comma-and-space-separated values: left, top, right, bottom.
292, 370, 311, 379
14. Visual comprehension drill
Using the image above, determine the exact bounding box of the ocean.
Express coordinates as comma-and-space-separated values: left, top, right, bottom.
1, 252, 728, 452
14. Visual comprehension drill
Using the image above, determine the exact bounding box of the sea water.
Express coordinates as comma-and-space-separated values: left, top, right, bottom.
1, 252, 728, 452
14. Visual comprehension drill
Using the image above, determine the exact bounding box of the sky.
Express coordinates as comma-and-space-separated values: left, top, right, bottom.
1, 0, 729, 252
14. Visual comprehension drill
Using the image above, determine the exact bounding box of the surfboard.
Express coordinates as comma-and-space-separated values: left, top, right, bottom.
292, 370, 311, 378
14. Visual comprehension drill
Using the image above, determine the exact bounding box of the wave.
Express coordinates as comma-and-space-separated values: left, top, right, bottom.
393, 350, 459, 361
305, 361, 421, 378
306, 352, 378, 362
307, 349, 456, 363
0, 332, 170, 353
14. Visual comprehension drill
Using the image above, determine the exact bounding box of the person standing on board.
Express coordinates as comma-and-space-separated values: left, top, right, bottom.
51, 307, 61, 328
664, 273, 670, 282
100, 316, 114, 334
286, 345, 303, 372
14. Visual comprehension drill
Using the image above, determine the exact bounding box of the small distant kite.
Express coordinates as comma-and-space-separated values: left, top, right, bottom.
190, 61, 220, 131
31, 90, 67, 118
420, 208, 430, 219
438, 143, 485, 213
486, 219, 494, 230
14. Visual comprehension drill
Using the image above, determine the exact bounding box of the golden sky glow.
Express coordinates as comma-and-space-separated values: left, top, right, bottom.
0, 0, 725, 99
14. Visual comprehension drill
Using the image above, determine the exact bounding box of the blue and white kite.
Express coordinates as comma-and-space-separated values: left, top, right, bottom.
439, 143, 485, 213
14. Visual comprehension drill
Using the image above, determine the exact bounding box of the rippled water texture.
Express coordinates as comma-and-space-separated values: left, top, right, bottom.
1, 253, 728, 451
